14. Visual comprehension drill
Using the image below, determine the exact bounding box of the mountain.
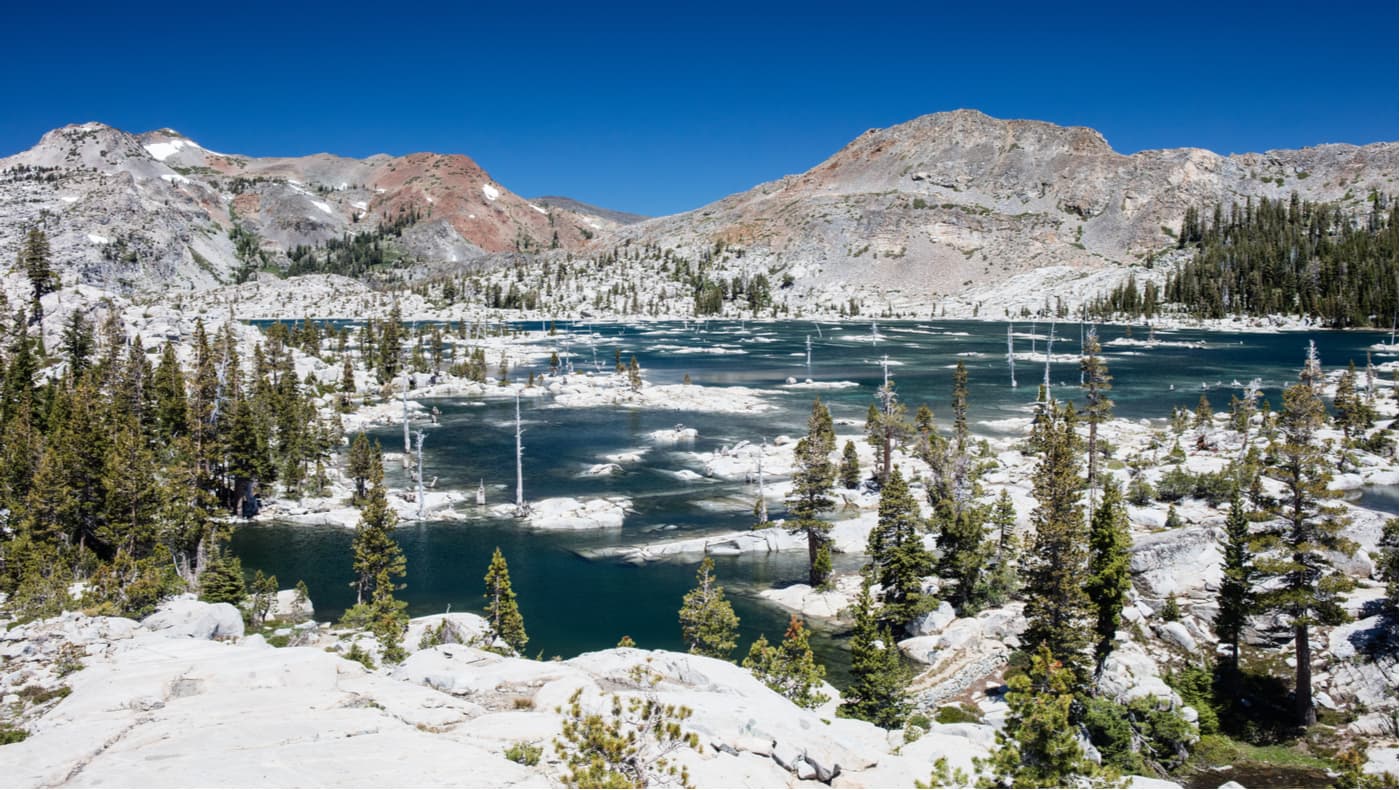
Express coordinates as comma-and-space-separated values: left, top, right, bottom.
0, 124, 630, 291
530, 196, 648, 226
1, 112, 1393, 299
606, 109, 1397, 296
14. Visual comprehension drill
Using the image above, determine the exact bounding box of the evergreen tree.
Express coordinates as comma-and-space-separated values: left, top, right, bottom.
787, 398, 836, 587
20, 228, 57, 324
61, 312, 94, 377
1333, 360, 1372, 439
483, 547, 528, 653
1215, 491, 1256, 674
340, 355, 355, 395
1255, 380, 1354, 726
951, 361, 969, 452
984, 644, 1099, 787
678, 556, 739, 659
198, 546, 247, 606
838, 440, 861, 489
347, 432, 375, 502
1021, 401, 1093, 684
1165, 194, 1397, 328
1085, 483, 1132, 666
349, 448, 405, 605
1377, 518, 1398, 615
865, 467, 934, 634
839, 576, 911, 729
981, 488, 1022, 606
152, 343, 188, 439
1080, 328, 1113, 513
627, 355, 642, 391
742, 615, 829, 709
1195, 394, 1213, 427
866, 377, 911, 484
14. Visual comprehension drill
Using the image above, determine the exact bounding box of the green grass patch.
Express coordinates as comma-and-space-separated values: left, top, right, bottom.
934, 703, 983, 725
0, 724, 28, 745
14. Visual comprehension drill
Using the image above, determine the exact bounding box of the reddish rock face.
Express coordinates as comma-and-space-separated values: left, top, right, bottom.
362, 152, 593, 254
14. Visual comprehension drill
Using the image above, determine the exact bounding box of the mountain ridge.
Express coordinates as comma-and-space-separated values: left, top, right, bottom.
1, 111, 1393, 298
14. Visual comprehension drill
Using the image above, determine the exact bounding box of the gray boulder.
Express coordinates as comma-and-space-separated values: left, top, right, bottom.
143, 596, 244, 640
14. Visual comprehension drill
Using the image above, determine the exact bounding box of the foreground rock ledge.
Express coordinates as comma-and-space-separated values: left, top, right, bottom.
0, 604, 995, 788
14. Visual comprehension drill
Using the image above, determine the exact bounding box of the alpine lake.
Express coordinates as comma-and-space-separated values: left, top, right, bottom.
232, 319, 1397, 681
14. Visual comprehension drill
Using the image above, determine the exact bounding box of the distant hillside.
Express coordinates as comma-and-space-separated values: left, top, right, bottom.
607, 109, 1397, 296
0, 124, 634, 291
531, 196, 648, 226
0, 113, 1393, 301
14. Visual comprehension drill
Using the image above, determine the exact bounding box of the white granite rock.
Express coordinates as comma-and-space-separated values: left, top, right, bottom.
142, 596, 245, 640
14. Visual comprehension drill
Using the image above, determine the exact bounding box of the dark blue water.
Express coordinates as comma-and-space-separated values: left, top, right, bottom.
232, 319, 1395, 677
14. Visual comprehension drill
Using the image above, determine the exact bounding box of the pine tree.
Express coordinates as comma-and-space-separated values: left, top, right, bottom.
483, 547, 528, 653
152, 343, 188, 439
627, 355, 642, 391
198, 546, 247, 605
742, 615, 829, 709
1333, 360, 1371, 439
1215, 491, 1256, 674
678, 556, 739, 659
61, 312, 94, 377
984, 644, 1098, 787
787, 398, 836, 587
1255, 380, 1354, 726
1021, 401, 1093, 684
951, 361, 969, 452
866, 378, 911, 484
982, 488, 1022, 606
20, 228, 57, 324
347, 432, 375, 502
838, 576, 911, 728
340, 355, 355, 395
349, 449, 405, 605
839, 440, 861, 489
1378, 518, 1398, 615
1080, 329, 1113, 513
1085, 483, 1132, 666
866, 467, 934, 634
1195, 394, 1213, 427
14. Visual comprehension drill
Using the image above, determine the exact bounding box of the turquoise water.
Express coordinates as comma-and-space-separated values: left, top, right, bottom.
232, 319, 1395, 678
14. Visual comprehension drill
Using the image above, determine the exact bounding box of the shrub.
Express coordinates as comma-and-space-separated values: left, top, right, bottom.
0, 725, 28, 745
934, 704, 982, 725
505, 741, 542, 766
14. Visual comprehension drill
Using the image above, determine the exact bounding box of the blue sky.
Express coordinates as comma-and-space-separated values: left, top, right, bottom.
3, 0, 1395, 216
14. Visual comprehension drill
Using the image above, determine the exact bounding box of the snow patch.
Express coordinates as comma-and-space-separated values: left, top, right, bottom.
87, 233, 110, 245
529, 203, 548, 215
143, 140, 188, 161
351, 200, 368, 210
310, 200, 334, 215
160, 173, 191, 185
482, 184, 500, 201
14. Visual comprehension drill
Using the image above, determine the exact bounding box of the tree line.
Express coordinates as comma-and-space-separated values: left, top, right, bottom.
1166, 193, 1397, 327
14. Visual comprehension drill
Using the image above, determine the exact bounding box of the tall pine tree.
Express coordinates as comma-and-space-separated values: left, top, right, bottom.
678, 556, 739, 659
483, 547, 528, 653
787, 398, 836, 586
1255, 379, 1353, 726
1021, 401, 1093, 684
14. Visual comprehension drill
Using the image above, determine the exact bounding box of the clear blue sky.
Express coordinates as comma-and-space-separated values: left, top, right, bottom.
4, 0, 1395, 216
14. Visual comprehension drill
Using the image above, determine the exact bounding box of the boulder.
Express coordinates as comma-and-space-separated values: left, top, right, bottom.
1097, 641, 1180, 705
910, 601, 957, 636
1130, 526, 1222, 599
272, 588, 314, 622
142, 596, 244, 640
1157, 621, 1198, 653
